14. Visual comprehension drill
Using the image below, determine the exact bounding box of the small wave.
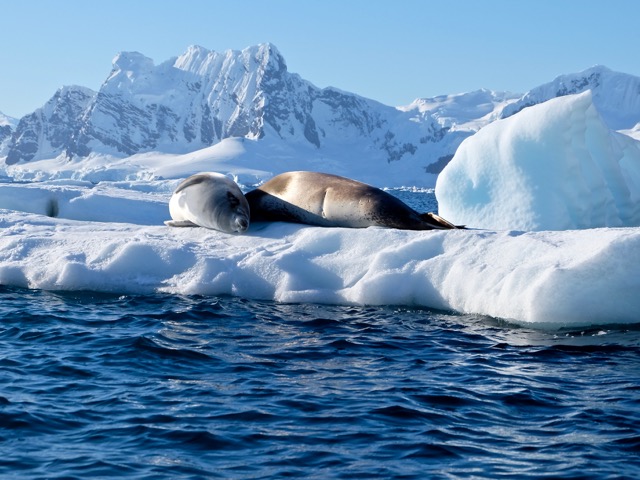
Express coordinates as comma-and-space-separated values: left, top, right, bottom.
0, 288, 638, 479
131, 336, 214, 361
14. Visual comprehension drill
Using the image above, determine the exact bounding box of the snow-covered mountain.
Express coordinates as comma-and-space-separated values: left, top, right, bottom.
399, 89, 519, 131
0, 111, 16, 128
0, 111, 17, 154
501, 65, 640, 131
397, 89, 520, 173
4, 86, 95, 164
2, 45, 640, 185
3, 44, 466, 177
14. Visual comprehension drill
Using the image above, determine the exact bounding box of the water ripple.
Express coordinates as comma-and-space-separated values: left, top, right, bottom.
0, 286, 638, 479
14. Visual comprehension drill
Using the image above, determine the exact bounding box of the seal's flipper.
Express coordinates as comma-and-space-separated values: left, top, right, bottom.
419, 212, 463, 229
165, 219, 199, 227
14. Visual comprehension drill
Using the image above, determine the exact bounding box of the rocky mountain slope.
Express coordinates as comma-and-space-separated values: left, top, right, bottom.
0, 112, 17, 154
2, 44, 465, 173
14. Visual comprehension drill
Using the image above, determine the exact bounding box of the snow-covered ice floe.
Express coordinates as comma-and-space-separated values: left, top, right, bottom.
0, 208, 638, 329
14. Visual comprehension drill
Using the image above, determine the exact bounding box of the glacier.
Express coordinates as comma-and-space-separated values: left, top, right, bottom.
436, 92, 640, 231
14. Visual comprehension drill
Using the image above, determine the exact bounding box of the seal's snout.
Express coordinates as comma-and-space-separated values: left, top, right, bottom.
235, 216, 249, 233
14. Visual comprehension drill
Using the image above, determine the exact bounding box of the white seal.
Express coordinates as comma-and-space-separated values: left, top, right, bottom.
165, 172, 250, 234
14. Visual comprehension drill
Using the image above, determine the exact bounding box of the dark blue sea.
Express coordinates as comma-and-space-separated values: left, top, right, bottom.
1, 287, 639, 479
1, 188, 640, 479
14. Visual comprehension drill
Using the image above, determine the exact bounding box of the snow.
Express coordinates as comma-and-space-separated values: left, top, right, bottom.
0, 91, 639, 329
0, 111, 17, 128
621, 123, 640, 142
0, 203, 637, 328
0, 181, 170, 225
436, 92, 640, 231
1, 135, 442, 189
1, 42, 480, 184
399, 89, 520, 132
0, 168, 638, 328
501, 65, 640, 131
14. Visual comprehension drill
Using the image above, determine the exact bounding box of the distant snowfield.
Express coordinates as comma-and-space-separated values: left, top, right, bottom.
3, 135, 444, 189
1, 92, 639, 329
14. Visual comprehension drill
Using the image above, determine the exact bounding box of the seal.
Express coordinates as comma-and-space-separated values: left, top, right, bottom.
245, 171, 460, 230
165, 172, 250, 233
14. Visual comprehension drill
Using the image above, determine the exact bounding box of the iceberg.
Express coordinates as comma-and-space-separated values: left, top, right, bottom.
436, 92, 640, 231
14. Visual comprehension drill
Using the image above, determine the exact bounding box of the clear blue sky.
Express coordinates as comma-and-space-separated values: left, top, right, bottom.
2, 0, 639, 118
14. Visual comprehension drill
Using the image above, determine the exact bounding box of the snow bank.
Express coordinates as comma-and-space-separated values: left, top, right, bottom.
0, 208, 638, 328
436, 92, 640, 231
1, 136, 440, 188
0, 181, 171, 225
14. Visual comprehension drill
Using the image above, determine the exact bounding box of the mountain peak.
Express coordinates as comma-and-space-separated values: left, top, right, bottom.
185, 44, 211, 56
243, 42, 281, 57
249, 42, 282, 58
172, 43, 287, 78
111, 51, 155, 74
0, 111, 18, 128
102, 51, 156, 91
173, 45, 215, 74
560, 64, 612, 78
243, 43, 287, 74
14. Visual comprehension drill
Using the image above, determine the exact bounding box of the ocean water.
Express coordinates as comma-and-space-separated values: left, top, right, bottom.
1, 189, 639, 479
1, 287, 639, 479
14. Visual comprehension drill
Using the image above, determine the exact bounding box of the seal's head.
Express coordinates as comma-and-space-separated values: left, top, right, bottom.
217, 190, 250, 233
168, 173, 251, 234
193, 180, 250, 234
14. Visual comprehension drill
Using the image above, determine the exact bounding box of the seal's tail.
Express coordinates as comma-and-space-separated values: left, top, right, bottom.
419, 212, 465, 230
